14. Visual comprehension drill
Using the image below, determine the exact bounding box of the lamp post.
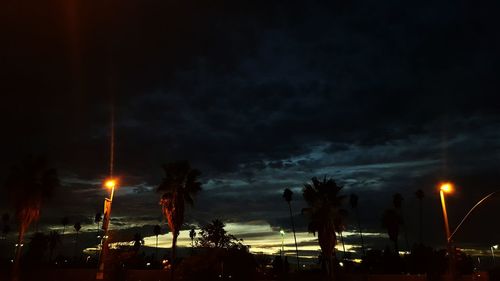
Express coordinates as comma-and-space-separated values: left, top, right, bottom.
96, 178, 118, 280
492, 245, 498, 265
280, 229, 285, 259
439, 183, 453, 241
439, 182, 454, 278
437, 183, 499, 277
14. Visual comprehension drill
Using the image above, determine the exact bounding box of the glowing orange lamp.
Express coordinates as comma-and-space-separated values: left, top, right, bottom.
440, 182, 454, 194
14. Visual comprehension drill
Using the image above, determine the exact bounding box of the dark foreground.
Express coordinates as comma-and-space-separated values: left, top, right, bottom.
0, 269, 492, 281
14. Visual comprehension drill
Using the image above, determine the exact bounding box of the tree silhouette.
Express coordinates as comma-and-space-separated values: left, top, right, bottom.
382, 209, 402, 254
393, 193, 403, 209
4, 155, 59, 276
302, 177, 345, 279
25, 232, 48, 265
393, 193, 409, 251
189, 228, 196, 254
61, 217, 69, 235
1, 213, 9, 225
73, 222, 81, 259
283, 188, 300, 269
153, 225, 161, 258
1, 213, 10, 240
349, 194, 366, 257
198, 219, 245, 250
415, 189, 425, 244
157, 161, 202, 264
47, 230, 61, 262
132, 232, 144, 252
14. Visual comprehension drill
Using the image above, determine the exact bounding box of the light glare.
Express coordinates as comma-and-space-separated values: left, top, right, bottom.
440, 182, 453, 193
105, 179, 116, 189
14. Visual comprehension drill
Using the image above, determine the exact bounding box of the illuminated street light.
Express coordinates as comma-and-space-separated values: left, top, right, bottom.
104, 179, 117, 202
492, 245, 498, 265
439, 182, 454, 240
439, 182, 454, 277
280, 229, 285, 259
440, 182, 454, 194
105, 179, 115, 189
97, 178, 119, 280
438, 184, 499, 276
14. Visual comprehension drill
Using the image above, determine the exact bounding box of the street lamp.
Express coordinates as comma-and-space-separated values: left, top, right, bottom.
280, 229, 285, 259
492, 245, 498, 265
439, 182, 454, 241
437, 183, 499, 274
97, 178, 118, 280
439, 182, 454, 277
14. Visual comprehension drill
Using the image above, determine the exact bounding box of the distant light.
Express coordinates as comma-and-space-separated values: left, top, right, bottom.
440, 182, 454, 194
280, 230, 285, 236
339, 262, 344, 267
493, 245, 499, 250
146, 262, 151, 266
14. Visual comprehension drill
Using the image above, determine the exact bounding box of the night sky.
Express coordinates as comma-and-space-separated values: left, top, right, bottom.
1, 0, 500, 258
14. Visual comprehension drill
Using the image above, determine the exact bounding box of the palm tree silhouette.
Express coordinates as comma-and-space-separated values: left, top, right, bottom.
61, 217, 69, 235
189, 228, 196, 254
283, 188, 300, 270
153, 225, 161, 258
393, 193, 409, 251
415, 189, 424, 244
349, 194, 366, 257
382, 208, 402, 254
157, 161, 202, 265
393, 193, 403, 210
4, 155, 59, 277
73, 222, 81, 259
302, 177, 345, 279
48, 230, 61, 263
